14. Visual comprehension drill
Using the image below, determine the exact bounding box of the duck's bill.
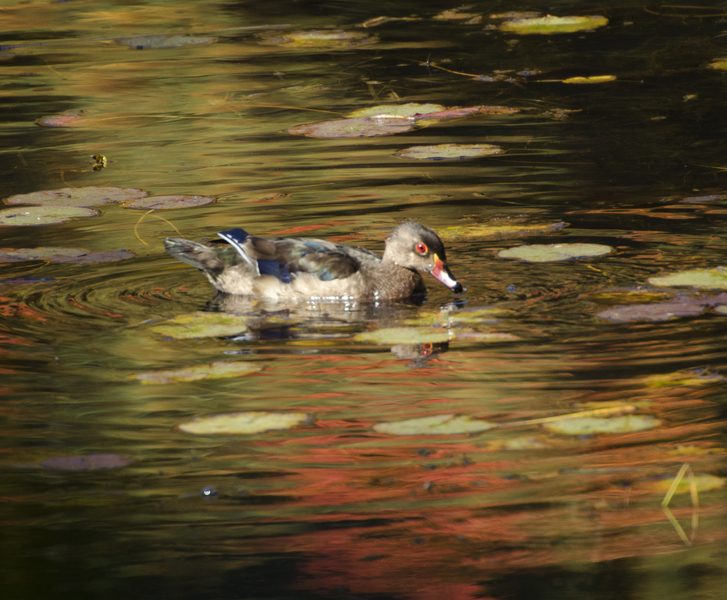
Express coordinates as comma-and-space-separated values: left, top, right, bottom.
431, 254, 464, 293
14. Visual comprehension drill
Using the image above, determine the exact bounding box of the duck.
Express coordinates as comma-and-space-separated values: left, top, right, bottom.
164, 220, 463, 301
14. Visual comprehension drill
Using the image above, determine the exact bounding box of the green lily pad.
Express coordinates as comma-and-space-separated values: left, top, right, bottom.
4, 186, 147, 207
122, 195, 215, 210
259, 29, 376, 49
498, 243, 613, 262
354, 327, 452, 345
179, 411, 311, 435
0, 206, 99, 226
648, 267, 727, 289
347, 103, 445, 118
40, 454, 133, 471
643, 473, 726, 494
133, 361, 262, 384
288, 116, 416, 138
438, 221, 567, 241
374, 413, 496, 436
499, 15, 608, 35
396, 143, 505, 161
406, 307, 510, 327
118, 35, 218, 49
544, 414, 660, 435
152, 312, 252, 339
0, 247, 133, 264
644, 368, 727, 388
597, 301, 706, 322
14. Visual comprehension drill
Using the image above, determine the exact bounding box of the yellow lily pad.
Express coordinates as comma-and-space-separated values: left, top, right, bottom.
259, 29, 376, 49
644, 368, 726, 388
707, 59, 727, 70
354, 327, 452, 345
544, 415, 660, 435
648, 267, 727, 289
179, 411, 311, 435
499, 15, 608, 35
152, 312, 251, 339
396, 143, 505, 161
347, 103, 445, 118
642, 473, 725, 494
374, 413, 496, 436
562, 75, 616, 84
498, 243, 613, 262
133, 361, 262, 384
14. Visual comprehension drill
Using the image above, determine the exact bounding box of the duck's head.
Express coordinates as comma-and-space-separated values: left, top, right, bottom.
383, 221, 464, 293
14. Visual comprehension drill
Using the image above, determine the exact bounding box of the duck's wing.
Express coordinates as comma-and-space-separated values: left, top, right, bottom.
239, 234, 380, 282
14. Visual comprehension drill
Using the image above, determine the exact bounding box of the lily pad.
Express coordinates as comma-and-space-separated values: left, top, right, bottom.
499, 15, 608, 35
133, 361, 262, 384
0, 247, 133, 264
122, 195, 215, 210
707, 59, 727, 70
259, 29, 376, 49
0, 206, 99, 226
407, 307, 510, 327
373, 413, 496, 436
41, 454, 133, 471
396, 143, 505, 161
354, 327, 452, 345
4, 186, 147, 207
648, 267, 727, 289
642, 473, 725, 494
439, 221, 567, 241
596, 301, 706, 322
498, 243, 613, 262
288, 116, 416, 138
118, 35, 218, 49
454, 331, 521, 342
544, 414, 660, 435
152, 312, 251, 339
179, 411, 311, 435
347, 103, 445, 118
36, 109, 87, 128
562, 75, 616, 84
434, 8, 482, 21
644, 368, 727, 388
681, 194, 727, 204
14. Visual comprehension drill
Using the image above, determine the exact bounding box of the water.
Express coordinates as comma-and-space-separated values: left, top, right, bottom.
1, 2, 726, 599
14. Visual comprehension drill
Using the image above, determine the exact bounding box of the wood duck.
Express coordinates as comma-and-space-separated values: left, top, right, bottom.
164, 221, 463, 301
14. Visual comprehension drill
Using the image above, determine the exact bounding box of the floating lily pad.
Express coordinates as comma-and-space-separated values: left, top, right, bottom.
482, 436, 551, 451
642, 473, 725, 494
439, 221, 567, 241
644, 368, 727, 388
498, 243, 613, 262
596, 301, 706, 322
0, 247, 133, 264
41, 453, 133, 471
123, 195, 215, 210
179, 411, 311, 435
681, 194, 727, 204
0, 206, 99, 226
259, 29, 376, 49
434, 8, 482, 21
396, 143, 505, 161
4, 186, 147, 207
543, 414, 660, 435
118, 35, 218, 49
562, 75, 616, 84
360, 16, 421, 28
354, 327, 452, 345
584, 288, 675, 306
407, 307, 510, 327
133, 361, 262, 384
707, 59, 727, 70
499, 15, 608, 35
648, 267, 727, 289
288, 116, 416, 138
347, 103, 445, 118
374, 413, 496, 436
36, 109, 87, 128
152, 312, 251, 339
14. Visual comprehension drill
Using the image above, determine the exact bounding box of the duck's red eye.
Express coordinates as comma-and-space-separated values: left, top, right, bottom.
415, 243, 428, 254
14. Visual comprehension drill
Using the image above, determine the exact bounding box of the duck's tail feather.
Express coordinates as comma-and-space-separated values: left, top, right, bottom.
217, 228, 260, 276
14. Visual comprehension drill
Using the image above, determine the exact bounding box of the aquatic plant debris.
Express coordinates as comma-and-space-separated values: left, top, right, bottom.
562, 75, 616, 84
374, 414, 496, 436
643, 473, 725, 494
438, 221, 567, 241
178, 411, 311, 435
596, 301, 706, 322
644, 368, 727, 388
40, 454, 133, 471
543, 415, 660, 435
152, 312, 253, 339
498, 243, 613, 262
133, 361, 262, 384
4, 186, 147, 207
648, 267, 727, 289
258, 29, 376, 49
396, 143, 505, 160
354, 327, 453, 345
123, 195, 215, 209
0, 206, 99, 226
0, 247, 134, 264
499, 15, 608, 35
118, 35, 218, 49
347, 103, 445, 118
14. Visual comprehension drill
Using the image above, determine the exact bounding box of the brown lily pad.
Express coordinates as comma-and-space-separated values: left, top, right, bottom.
288, 116, 416, 138
4, 186, 147, 207
0, 206, 99, 226
123, 195, 215, 209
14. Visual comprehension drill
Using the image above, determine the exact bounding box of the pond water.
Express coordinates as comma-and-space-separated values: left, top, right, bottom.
2, 2, 726, 599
